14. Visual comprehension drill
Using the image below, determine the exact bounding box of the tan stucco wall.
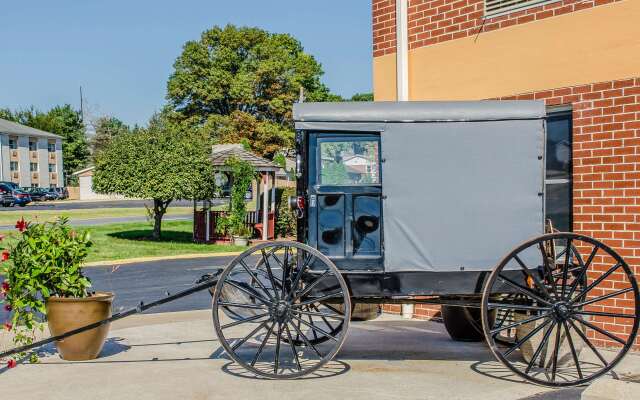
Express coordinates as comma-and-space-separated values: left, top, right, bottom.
373, 0, 640, 100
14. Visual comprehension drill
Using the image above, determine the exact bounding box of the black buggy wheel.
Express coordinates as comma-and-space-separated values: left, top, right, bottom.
482, 233, 640, 387
212, 241, 351, 379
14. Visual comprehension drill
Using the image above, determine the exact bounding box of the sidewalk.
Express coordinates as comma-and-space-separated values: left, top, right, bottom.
2, 311, 638, 400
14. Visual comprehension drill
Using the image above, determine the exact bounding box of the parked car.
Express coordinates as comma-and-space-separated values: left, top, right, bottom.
53, 187, 69, 200
45, 188, 60, 200
26, 188, 48, 201
0, 184, 16, 207
12, 189, 32, 207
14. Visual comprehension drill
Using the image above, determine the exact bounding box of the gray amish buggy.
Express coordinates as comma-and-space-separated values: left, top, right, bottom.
2, 101, 638, 387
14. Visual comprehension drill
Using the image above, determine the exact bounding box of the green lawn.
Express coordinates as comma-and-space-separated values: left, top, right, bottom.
83, 220, 245, 262
0, 206, 193, 226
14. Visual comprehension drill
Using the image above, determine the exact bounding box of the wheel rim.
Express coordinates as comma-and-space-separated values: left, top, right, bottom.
482, 233, 640, 387
212, 241, 351, 379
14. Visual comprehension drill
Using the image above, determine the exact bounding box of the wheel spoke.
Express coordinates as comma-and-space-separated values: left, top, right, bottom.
292, 315, 339, 342
566, 245, 598, 300
525, 320, 557, 374
293, 291, 344, 307
562, 320, 583, 380
221, 312, 270, 330
284, 323, 302, 371
503, 317, 552, 357
571, 315, 626, 345
217, 301, 269, 310
490, 312, 550, 335
574, 310, 636, 319
224, 279, 272, 306
572, 287, 634, 309
232, 320, 270, 351
288, 319, 322, 357
514, 255, 552, 299
239, 259, 275, 301
250, 321, 276, 367
487, 303, 550, 312
561, 238, 572, 299
539, 242, 559, 298
567, 317, 609, 367
273, 322, 283, 374
261, 248, 281, 300
293, 308, 345, 320
310, 303, 337, 334
293, 270, 331, 301
286, 252, 313, 301
497, 274, 553, 306
550, 322, 562, 382
570, 263, 621, 305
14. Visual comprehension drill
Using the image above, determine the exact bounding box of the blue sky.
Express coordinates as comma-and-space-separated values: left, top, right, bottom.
0, 1, 372, 126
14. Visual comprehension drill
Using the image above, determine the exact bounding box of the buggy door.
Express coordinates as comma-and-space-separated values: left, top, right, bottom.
307, 133, 383, 271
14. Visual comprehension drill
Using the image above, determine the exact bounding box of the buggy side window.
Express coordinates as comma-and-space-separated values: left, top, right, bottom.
318, 139, 380, 185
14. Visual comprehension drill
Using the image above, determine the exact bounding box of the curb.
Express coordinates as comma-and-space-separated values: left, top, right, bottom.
84, 251, 244, 267
581, 377, 640, 400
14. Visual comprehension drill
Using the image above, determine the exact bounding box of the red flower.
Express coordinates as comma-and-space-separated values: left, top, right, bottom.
1, 251, 9, 261
1, 281, 8, 292
4, 322, 11, 331
15, 218, 26, 232
3, 304, 11, 312
7, 359, 16, 369
0, 234, 4, 241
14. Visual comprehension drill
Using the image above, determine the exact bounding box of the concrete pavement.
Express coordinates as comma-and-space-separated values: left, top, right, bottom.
1, 311, 639, 400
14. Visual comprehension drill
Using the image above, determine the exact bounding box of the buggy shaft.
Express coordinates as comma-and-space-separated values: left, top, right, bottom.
0, 271, 222, 361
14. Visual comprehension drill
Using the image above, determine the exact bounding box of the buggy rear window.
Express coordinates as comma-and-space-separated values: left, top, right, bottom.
318, 139, 380, 186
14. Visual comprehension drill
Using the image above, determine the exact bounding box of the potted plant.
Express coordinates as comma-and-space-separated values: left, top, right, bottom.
0, 217, 112, 365
231, 225, 252, 247
216, 156, 256, 246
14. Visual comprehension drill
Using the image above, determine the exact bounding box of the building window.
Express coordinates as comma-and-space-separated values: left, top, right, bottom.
48, 164, 56, 173
48, 142, 56, 153
485, 0, 557, 18
30, 163, 39, 172
9, 138, 17, 150
545, 109, 572, 233
29, 139, 37, 151
10, 161, 18, 172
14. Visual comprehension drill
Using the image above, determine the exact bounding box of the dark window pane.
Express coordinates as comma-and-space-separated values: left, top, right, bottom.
546, 112, 572, 180
352, 195, 381, 256
546, 183, 571, 232
317, 194, 345, 256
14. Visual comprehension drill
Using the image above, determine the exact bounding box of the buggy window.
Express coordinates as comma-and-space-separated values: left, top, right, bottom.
318, 139, 380, 185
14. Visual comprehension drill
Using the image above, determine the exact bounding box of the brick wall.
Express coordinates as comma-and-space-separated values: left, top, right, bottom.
373, 0, 397, 57
373, 0, 623, 55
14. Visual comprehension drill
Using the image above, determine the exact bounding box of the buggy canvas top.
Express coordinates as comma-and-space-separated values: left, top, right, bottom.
294, 101, 546, 273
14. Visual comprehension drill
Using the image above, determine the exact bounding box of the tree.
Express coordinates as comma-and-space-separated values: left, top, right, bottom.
0, 105, 89, 181
93, 115, 216, 239
90, 116, 130, 159
350, 92, 374, 102
166, 25, 338, 157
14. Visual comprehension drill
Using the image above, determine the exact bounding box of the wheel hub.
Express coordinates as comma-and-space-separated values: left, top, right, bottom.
271, 301, 290, 322
552, 301, 572, 321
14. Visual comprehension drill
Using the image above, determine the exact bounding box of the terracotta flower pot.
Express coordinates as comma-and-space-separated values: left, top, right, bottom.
46, 291, 114, 361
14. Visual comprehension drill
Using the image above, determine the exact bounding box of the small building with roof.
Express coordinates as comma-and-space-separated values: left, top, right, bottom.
193, 144, 282, 243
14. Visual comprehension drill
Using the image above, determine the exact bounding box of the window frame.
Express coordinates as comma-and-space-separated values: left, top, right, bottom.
30, 162, 39, 172
28, 139, 37, 151
8, 138, 17, 150
10, 161, 19, 172
484, 0, 561, 19
545, 106, 573, 232
316, 135, 382, 187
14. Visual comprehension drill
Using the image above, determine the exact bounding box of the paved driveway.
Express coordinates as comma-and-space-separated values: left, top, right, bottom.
0, 311, 600, 400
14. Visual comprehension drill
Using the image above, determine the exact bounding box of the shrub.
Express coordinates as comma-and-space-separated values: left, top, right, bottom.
217, 156, 256, 237
275, 187, 296, 238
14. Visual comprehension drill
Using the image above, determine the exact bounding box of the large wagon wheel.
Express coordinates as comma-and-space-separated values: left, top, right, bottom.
212, 241, 351, 379
482, 232, 640, 387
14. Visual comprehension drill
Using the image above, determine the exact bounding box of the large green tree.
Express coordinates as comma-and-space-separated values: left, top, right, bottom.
92, 114, 215, 239
166, 25, 336, 157
0, 105, 90, 181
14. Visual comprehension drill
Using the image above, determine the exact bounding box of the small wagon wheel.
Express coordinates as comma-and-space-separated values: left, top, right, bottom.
212, 241, 351, 379
482, 232, 640, 387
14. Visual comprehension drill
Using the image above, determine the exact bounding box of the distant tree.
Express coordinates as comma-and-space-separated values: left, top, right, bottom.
93, 114, 215, 239
350, 92, 374, 102
0, 105, 89, 181
90, 116, 130, 159
166, 24, 340, 157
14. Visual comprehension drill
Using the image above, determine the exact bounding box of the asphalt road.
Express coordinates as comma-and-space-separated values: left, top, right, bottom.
0, 199, 224, 212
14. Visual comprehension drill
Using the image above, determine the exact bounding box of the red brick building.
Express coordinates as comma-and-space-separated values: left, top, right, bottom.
373, 0, 640, 346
